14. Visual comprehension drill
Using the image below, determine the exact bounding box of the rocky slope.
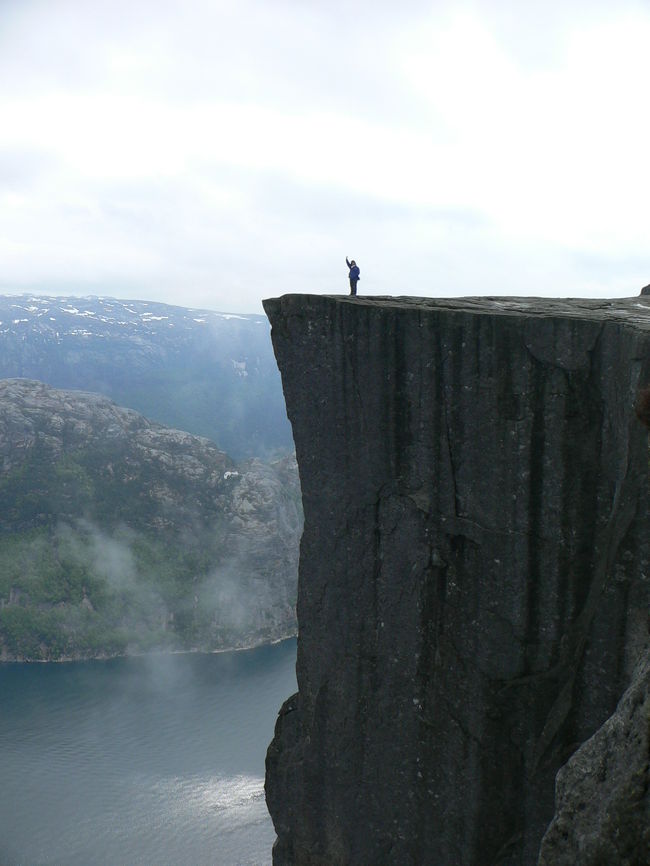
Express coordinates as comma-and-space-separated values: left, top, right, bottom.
537, 654, 650, 865
0, 379, 301, 661
0, 294, 292, 458
263, 294, 650, 866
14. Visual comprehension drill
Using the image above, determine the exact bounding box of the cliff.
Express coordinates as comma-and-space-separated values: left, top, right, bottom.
0, 379, 301, 660
263, 294, 650, 866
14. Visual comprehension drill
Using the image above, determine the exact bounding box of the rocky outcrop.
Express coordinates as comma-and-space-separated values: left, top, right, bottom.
263, 295, 650, 866
0, 379, 301, 660
537, 655, 650, 865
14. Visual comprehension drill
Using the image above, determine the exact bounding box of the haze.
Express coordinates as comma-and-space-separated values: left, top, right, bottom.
1, 0, 648, 313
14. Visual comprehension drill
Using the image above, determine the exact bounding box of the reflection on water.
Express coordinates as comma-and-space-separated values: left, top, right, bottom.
0, 640, 297, 866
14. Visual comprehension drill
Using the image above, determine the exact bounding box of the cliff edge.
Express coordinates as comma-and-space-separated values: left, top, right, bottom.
263, 294, 650, 866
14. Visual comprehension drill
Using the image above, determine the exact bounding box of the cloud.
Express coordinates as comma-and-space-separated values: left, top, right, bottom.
56, 520, 143, 595
0, 0, 648, 311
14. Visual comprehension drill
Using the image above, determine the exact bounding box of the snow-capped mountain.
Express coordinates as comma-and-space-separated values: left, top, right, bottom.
0, 294, 292, 459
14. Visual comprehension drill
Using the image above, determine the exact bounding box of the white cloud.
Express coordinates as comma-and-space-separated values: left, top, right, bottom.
0, 0, 648, 311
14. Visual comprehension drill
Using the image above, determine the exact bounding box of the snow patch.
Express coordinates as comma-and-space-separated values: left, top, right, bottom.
231, 360, 248, 378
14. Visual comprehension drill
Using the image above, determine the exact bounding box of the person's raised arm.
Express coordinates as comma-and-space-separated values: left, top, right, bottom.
346, 257, 351, 269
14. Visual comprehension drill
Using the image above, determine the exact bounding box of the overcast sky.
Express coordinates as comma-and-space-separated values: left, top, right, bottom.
1, 0, 649, 314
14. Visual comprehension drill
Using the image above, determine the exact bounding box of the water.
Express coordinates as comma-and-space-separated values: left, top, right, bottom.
0, 639, 297, 866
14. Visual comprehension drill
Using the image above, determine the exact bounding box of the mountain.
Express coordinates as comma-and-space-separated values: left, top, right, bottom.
0, 294, 292, 459
0, 379, 302, 661
264, 293, 650, 866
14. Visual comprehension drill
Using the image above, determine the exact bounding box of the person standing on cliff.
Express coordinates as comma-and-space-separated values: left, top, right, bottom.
346, 257, 360, 295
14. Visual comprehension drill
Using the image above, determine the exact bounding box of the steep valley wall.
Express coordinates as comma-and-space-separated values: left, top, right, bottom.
263, 294, 650, 866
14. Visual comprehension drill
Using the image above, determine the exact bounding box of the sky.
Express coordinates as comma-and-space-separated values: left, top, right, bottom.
1, 0, 649, 314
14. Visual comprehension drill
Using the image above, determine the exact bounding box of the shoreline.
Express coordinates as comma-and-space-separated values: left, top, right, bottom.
0, 629, 298, 665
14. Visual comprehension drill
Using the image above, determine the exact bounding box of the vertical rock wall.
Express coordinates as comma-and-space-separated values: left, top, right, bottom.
263, 294, 650, 866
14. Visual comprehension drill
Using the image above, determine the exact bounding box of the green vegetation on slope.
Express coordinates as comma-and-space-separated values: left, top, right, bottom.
0, 523, 234, 660
0, 381, 301, 661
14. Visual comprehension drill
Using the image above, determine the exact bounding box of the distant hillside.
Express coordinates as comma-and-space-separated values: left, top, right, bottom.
0, 294, 292, 459
0, 380, 301, 661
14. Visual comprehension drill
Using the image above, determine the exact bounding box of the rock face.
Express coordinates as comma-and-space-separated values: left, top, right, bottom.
263, 295, 650, 866
0, 379, 301, 660
537, 655, 650, 865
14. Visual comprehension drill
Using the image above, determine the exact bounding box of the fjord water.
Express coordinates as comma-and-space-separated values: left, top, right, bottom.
0, 639, 296, 866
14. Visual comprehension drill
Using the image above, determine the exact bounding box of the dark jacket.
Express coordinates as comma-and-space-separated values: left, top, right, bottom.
346, 258, 360, 280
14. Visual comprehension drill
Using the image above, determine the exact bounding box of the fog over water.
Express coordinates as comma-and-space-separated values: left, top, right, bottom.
0, 639, 297, 866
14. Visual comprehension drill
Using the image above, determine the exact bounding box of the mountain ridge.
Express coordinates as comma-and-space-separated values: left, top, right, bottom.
0, 378, 301, 661
0, 293, 292, 459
